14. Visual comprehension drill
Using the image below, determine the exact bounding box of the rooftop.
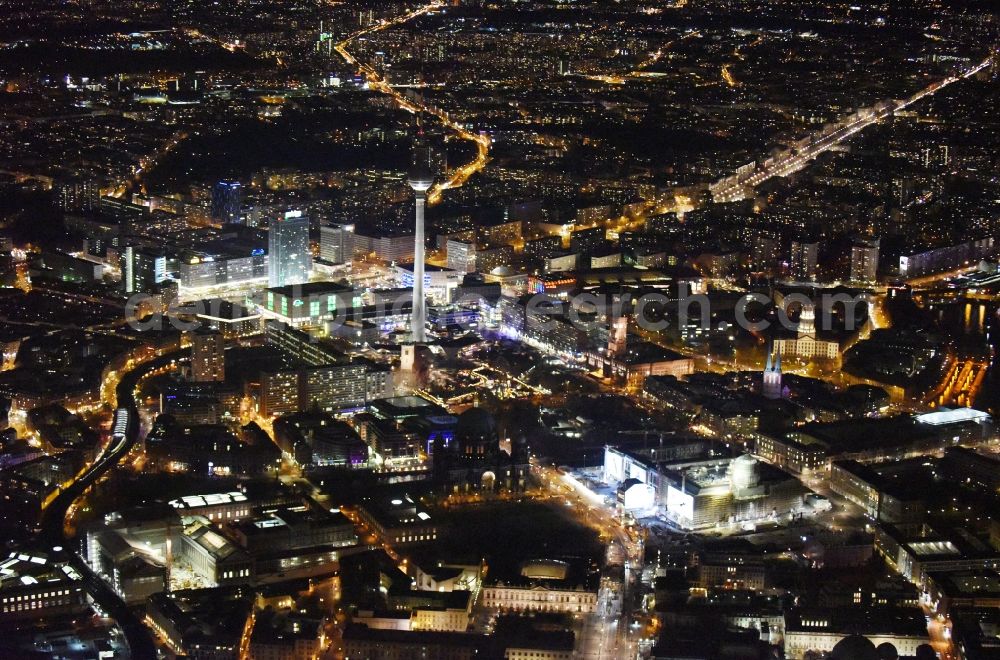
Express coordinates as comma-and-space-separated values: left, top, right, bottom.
148, 586, 254, 649
614, 341, 688, 366
785, 606, 929, 637
184, 521, 247, 561
395, 263, 456, 273
169, 491, 248, 510
360, 494, 433, 528
266, 281, 354, 297
0, 550, 83, 593
915, 407, 990, 426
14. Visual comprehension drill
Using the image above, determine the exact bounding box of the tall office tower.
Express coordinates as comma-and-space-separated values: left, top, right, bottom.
750, 235, 780, 275
921, 144, 950, 169
268, 210, 312, 288
407, 142, 434, 343
121, 245, 166, 294
790, 240, 819, 281
319, 223, 355, 264
191, 329, 225, 382
446, 239, 476, 273
850, 238, 880, 284
211, 180, 243, 225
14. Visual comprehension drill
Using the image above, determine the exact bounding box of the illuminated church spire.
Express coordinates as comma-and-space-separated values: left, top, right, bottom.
763, 343, 783, 400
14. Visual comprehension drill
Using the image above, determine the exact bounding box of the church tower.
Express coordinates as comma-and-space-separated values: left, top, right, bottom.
763, 345, 783, 400
608, 315, 628, 357
797, 303, 816, 338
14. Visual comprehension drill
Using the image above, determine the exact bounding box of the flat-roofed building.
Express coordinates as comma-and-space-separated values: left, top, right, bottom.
190, 329, 225, 382
180, 521, 253, 586
829, 460, 881, 519
265, 321, 343, 366
342, 623, 481, 660
0, 551, 88, 622
875, 522, 1000, 589
319, 222, 355, 264
446, 239, 476, 273
168, 491, 254, 523
545, 252, 579, 273
260, 370, 301, 417
259, 363, 369, 417
352, 229, 415, 263
524, 236, 563, 260
260, 282, 358, 327
192, 299, 261, 338
939, 444, 1000, 491
249, 613, 324, 660
230, 507, 357, 553
899, 237, 996, 278
394, 263, 462, 304
357, 494, 439, 546
698, 552, 767, 591
478, 218, 522, 247
180, 253, 268, 290
754, 432, 828, 475
475, 245, 514, 273
790, 240, 819, 281
147, 586, 255, 659
926, 570, 1000, 613
783, 607, 929, 659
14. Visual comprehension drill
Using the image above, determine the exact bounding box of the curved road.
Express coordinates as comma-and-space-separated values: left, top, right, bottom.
334, 1, 491, 206
38, 351, 184, 660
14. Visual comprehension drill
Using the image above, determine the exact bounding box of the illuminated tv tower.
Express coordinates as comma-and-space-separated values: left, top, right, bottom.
407, 130, 434, 343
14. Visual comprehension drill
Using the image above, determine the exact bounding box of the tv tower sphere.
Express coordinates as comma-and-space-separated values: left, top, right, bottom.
408, 157, 434, 192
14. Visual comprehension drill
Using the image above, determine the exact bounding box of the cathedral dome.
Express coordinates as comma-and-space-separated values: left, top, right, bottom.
455, 407, 498, 458
876, 642, 899, 659
456, 407, 496, 436
829, 635, 879, 660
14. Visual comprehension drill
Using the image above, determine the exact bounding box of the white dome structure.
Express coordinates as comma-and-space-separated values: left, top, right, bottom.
489, 265, 513, 277
729, 454, 761, 492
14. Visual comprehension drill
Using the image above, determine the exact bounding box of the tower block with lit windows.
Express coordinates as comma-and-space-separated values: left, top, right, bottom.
406, 139, 434, 344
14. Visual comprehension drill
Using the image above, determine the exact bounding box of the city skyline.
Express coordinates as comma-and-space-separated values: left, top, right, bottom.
0, 1, 997, 659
